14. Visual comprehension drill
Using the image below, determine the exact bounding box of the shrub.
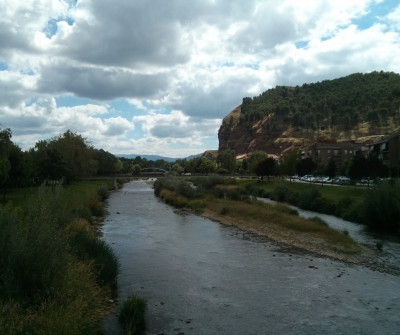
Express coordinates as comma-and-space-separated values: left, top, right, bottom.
69, 232, 119, 288
360, 180, 400, 234
97, 184, 109, 201
220, 206, 230, 215
272, 183, 289, 202
119, 294, 147, 335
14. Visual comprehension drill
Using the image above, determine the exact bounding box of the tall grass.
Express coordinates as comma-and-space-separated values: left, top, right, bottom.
0, 181, 118, 333
119, 294, 147, 335
360, 180, 400, 234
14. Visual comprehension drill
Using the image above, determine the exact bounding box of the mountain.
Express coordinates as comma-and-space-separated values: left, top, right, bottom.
116, 153, 202, 162
218, 71, 400, 155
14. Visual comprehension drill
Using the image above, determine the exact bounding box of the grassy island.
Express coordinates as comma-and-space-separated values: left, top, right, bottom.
154, 176, 365, 261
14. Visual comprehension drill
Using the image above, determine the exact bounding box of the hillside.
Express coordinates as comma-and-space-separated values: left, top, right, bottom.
218, 71, 400, 155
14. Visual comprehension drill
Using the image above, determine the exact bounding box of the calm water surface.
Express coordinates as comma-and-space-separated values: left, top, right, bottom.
102, 180, 400, 334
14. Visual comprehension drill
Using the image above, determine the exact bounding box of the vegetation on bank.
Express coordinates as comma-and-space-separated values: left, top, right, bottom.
118, 294, 147, 335
240, 178, 400, 235
154, 176, 363, 256
0, 180, 119, 334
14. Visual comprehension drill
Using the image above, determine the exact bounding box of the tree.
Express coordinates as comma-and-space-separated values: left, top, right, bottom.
197, 157, 216, 174
248, 151, 268, 174
0, 127, 12, 199
48, 130, 98, 181
95, 149, 119, 175
131, 164, 141, 175
186, 157, 215, 174
255, 157, 276, 181
171, 163, 184, 175
326, 158, 336, 178
279, 149, 301, 176
295, 158, 317, 176
348, 154, 367, 180
217, 150, 236, 173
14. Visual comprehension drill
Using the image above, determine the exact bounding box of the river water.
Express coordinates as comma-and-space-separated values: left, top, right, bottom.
102, 180, 400, 334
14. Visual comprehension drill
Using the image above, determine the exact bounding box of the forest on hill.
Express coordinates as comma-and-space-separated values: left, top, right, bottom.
240, 71, 400, 131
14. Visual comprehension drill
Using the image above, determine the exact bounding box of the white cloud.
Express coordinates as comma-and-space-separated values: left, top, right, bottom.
1, 0, 400, 156
387, 5, 400, 31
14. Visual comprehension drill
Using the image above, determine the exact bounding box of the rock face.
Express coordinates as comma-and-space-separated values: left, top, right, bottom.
218, 72, 400, 155
218, 104, 400, 155
218, 105, 309, 155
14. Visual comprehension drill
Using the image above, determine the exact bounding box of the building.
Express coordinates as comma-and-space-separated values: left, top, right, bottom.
301, 141, 363, 167
368, 131, 400, 175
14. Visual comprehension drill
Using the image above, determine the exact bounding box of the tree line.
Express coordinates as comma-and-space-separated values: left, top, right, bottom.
240, 71, 400, 131
0, 127, 123, 190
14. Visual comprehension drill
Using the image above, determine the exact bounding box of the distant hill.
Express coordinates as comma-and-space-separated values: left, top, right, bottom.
218, 71, 400, 155
116, 153, 202, 162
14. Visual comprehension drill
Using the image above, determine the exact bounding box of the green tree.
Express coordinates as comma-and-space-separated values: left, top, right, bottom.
295, 158, 317, 176
217, 150, 236, 173
248, 151, 268, 174
48, 130, 98, 181
279, 149, 301, 176
171, 163, 184, 175
0, 127, 12, 200
131, 164, 141, 175
94, 149, 119, 175
255, 157, 276, 181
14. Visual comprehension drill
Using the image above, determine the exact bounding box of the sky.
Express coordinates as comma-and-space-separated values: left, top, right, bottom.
1, 0, 400, 157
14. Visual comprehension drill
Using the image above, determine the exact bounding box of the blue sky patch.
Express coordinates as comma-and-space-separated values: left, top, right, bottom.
56, 95, 101, 107
352, 0, 399, 30
295, 41, 308, 49
44, 17, 74, 38
0, 62, 8, 71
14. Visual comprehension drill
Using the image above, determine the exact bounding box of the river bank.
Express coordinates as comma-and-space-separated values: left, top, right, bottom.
200, 207, 400, 276
0, 180, 119, 334
155, 176, 399, 275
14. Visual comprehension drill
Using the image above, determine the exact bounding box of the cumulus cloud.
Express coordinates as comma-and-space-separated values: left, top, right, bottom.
1, 0, 400, 156
37, 63, 169, 100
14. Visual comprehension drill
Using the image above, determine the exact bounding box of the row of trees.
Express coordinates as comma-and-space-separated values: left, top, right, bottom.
0, 127, 123, 192
200, 148, 392, 180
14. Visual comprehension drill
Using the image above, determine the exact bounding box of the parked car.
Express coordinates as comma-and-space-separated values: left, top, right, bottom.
300, 175, 314, 182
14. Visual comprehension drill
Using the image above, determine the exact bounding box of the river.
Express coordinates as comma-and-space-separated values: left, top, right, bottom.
102, 180, 400, 334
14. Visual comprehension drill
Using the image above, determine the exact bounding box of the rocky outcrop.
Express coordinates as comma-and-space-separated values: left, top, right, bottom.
218, 105, 398, 156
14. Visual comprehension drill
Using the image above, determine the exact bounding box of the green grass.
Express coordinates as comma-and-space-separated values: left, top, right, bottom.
119, 294, 147, 335
237, 179, 367, 203
0, 180, 118, 333
237, 179, 367, 223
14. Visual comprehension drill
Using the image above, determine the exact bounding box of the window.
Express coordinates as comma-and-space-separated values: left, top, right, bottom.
349, 150, 352, 154
344, 150, 348, 154
328, 150, 330, 154
334, 149, 339, 155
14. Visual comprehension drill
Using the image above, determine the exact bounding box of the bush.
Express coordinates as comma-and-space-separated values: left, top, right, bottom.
97, 184, 109, 201
220, 205, 230, 215
360, 180, 400, 234
119, 294, 147, 335
272, 183, 289, 202
69, 232, 119, 288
